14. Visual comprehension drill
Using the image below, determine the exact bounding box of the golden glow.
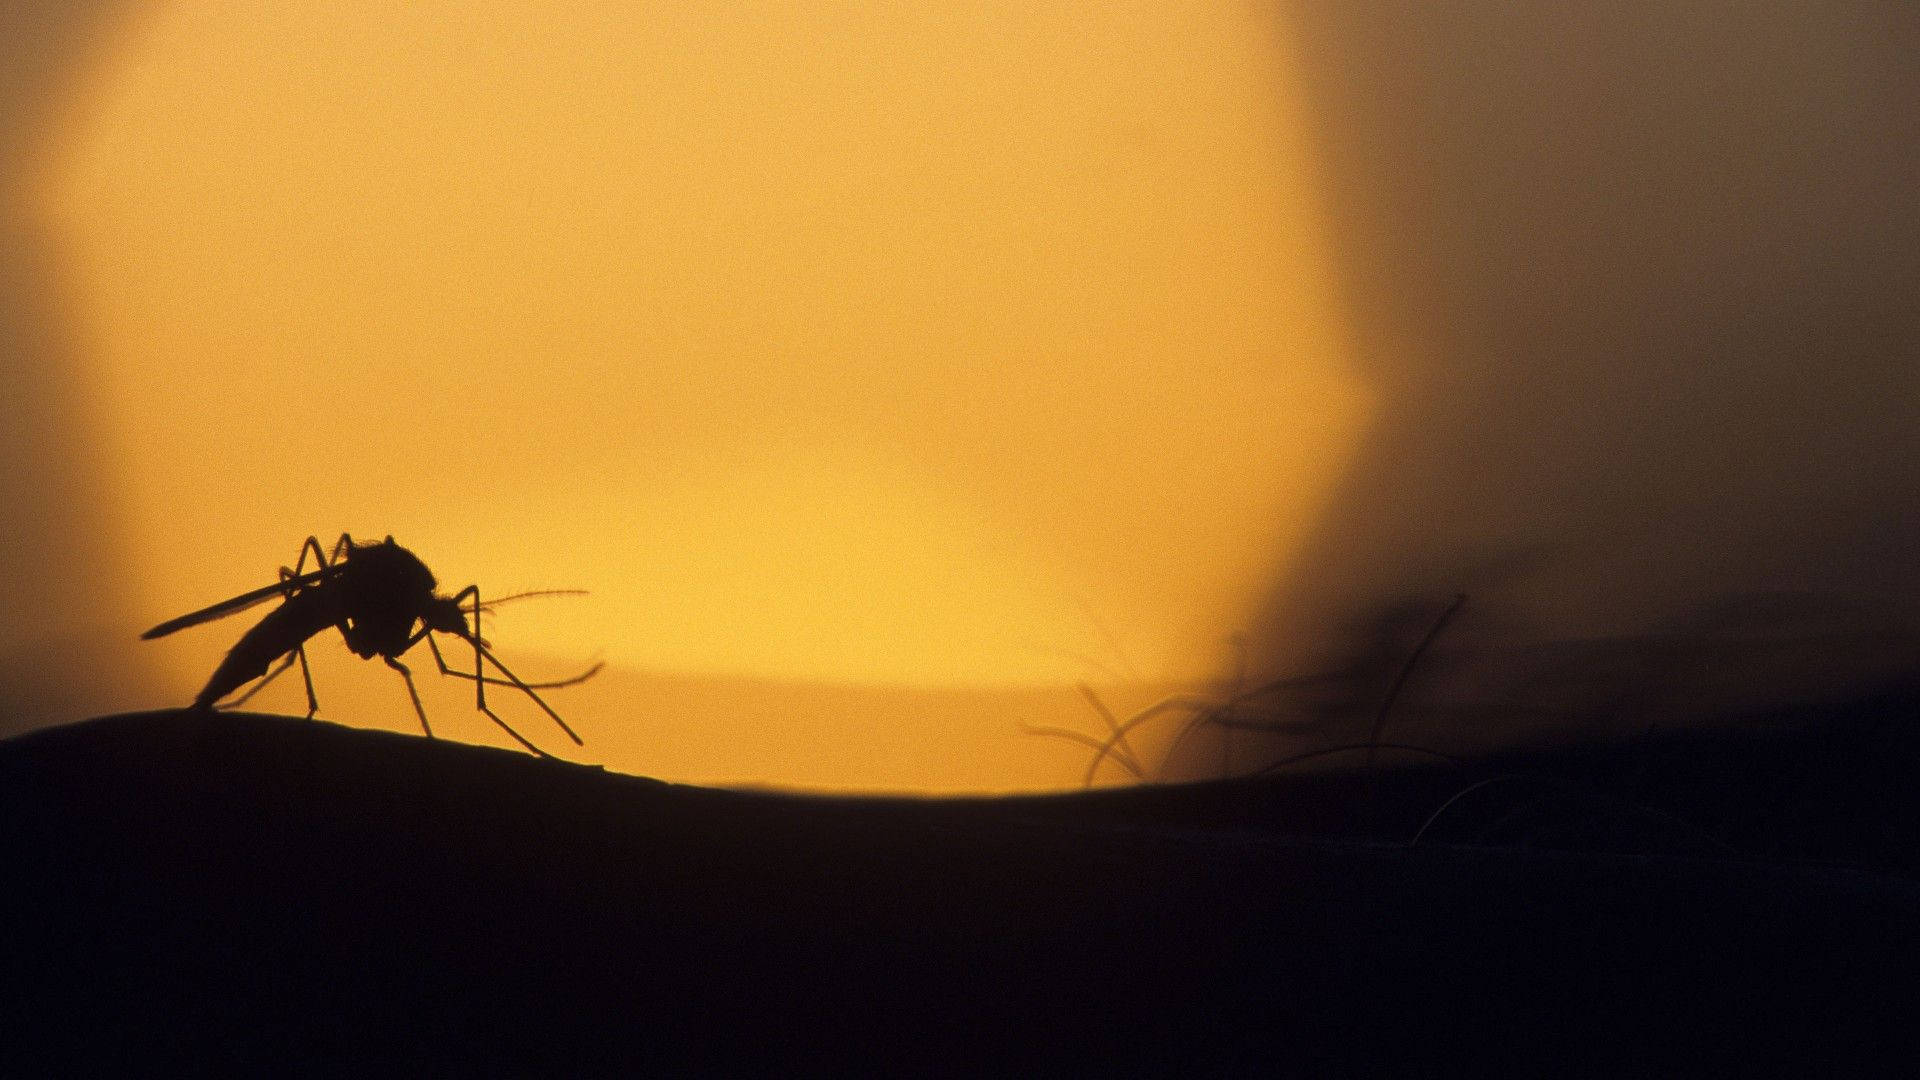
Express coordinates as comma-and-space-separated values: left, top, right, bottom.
33, 1, 1367, 789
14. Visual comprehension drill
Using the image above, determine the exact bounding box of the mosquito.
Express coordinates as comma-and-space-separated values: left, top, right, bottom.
142, 533, 599, 757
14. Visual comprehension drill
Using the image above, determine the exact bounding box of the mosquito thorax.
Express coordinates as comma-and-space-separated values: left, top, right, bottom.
344, 538, 438, 595
334, 537, 443, 653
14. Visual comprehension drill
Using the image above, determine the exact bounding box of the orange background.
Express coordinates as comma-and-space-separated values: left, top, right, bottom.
6, 2, 1366, 790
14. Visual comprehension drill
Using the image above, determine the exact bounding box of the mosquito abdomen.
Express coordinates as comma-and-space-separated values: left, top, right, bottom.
194, 589, 339, 709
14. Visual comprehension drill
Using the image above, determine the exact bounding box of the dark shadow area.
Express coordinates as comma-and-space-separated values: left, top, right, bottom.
1218, 3, 1920, 770
0, 0, 156, 733
3, 710, 1917, 1073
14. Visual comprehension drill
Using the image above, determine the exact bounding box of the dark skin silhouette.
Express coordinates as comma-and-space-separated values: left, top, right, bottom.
143, 533, 597, 756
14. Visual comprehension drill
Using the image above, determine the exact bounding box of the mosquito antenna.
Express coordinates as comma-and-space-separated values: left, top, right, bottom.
1160, 706, 1226, 780
476, 588, 590, 609
1019, 723, 1137, 767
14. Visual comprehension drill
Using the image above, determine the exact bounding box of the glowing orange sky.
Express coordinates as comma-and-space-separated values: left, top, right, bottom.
28, 1, 1367, 789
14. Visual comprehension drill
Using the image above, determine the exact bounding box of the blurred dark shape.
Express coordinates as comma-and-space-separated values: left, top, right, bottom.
5, 710, 1917, 1073
0, 0, 156, 732
1163, 589, 1920, 781
1222, 1, 1920, 771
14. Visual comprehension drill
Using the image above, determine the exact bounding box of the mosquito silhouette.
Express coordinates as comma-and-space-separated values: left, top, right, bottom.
142, 533, 599, 756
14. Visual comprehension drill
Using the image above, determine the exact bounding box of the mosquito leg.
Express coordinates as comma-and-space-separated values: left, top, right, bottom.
469, 673, 558, 757
270, 537, 332, 607
445, 585, 487, 712
473, 647, 584, 747
384, 656, 434, 739
294, 644, 319, 717
290, 536, 331, 578
412, 586, 585, 755
413, 621, 583, 751
275, 549, 324, 720
324, 536, 355, 641
226, 651, 298, 709
414, 632, 550, 756
443, 662, 603, 691
476, 693, 549, 757
426, 633, 602, 690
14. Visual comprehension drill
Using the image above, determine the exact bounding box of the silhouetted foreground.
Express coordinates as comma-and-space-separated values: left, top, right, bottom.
5, 709, 1919, 1074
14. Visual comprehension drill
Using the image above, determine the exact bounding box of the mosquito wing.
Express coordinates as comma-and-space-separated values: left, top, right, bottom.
140, 566, 338, 640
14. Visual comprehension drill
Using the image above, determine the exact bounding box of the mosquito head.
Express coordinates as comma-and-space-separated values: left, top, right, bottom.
423, 595, 484, 645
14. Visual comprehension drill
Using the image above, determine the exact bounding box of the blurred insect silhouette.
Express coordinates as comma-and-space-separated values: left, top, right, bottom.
142, 533, 599, 756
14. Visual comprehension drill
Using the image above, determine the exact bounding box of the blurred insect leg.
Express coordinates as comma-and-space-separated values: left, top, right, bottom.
1076, 683, 1144, 780
331, 533, 355, 562
383, 656, 434, 739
